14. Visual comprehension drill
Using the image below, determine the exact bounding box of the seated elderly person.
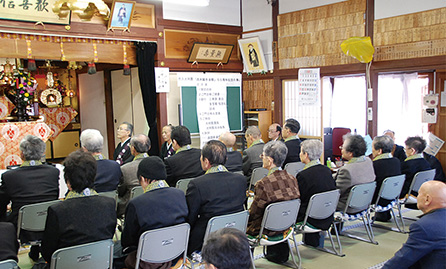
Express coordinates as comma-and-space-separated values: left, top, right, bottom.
0, 135, 59, 261
247, 141, 300, 264
219, 132, 242, 173
400, 136, 431, 198
121, 156, 188, 269
371, 135, 401, 222
80, 129, 121, 192
297, 139, 336, 247
41, 151, 117, 264
334, 134, 375, 211
383, 130, 406, 163
242, 126, 264, 185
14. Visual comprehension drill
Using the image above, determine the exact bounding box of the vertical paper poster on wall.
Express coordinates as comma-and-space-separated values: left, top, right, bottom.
155, 67, 170, 93
298, 68, 320, 106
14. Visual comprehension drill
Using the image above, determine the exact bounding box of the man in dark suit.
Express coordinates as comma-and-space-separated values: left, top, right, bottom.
400, 136, 431, 198
80, 129, 121, 192
0, 135, 59, 261
282, 118, 302, 167
383, 180, 446, 269
297, 139, 336, 247
41, 151, 116, 265
121, 156, 188, 269
268, 123, 283, 142
186, 140, 246, 255
242, 126, 264, 184
0, 222, 19, 262
371, 135, 401, 222
219, 132, 242, 172
423, 152, 446, 183
114, 122, 134, 165
164, 126, 204, 187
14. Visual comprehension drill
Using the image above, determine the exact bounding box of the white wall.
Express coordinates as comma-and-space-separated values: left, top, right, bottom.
375, 0, 445, 20
242, 0, 272, 31
279, 0, 347, 14
79, 71, 109, 157
163, 0, 241, 26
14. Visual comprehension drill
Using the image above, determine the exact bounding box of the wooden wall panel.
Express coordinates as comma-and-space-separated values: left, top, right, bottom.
430, 70, 446, 174
277, 0, 366, 69
374, 8, 446, 62
242, 79, 274, 111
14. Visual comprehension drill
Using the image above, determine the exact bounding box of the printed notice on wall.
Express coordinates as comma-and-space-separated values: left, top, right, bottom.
424, 132, 444, 157
155, 67, 170, 93
298, 68, 320, 106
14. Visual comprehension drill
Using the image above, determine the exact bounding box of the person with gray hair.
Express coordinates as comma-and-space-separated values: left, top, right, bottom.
117, 134, 151, 216
114, 122, 134, 165
297, 139, 336, 247
80, 129, 121, 193
383, 129, 406, 163
0, 135, 59, 262
219, 132, 242, 172
371, 135, 401, 222
242, 126, 264, 185
247, 140, 300, 264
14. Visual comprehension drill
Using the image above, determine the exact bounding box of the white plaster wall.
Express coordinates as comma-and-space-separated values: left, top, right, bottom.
279, 0, 347, 14
242, 30, 274, 71
163, 0, 241, 26
375, 0, 445, 20
242, 0, 272, 31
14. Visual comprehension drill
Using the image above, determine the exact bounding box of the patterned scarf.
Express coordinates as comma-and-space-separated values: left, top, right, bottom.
205, 164, 228, 174
176, 145, 191, 154
65, 188, 98, 200
20, 160, 42, 167
347, 155, 367, 164
405, 153, 423, 162
116, 138, 131, 165
134, 153, 149, 161
284, 135, 298, 142
373, 153, 392, 161
303, 159, 320, 170
267, 166, 281, 176
143, 180, 169, 193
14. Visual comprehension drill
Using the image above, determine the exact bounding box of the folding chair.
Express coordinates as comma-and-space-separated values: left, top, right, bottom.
0, 259, 18, 269
249, 167, 268, 190
191, 210, 249, 268
175, 178, 194, 194
98, 190, 119, 209
295, 189, 343, 261
135, 223, 190, 269
129, 186, 144, 200
370, 175, 406, 233
334, 182, 377, 244
284, 162, 305, 178
50, 239, 113, 269
398, 169, 435, 222
17, 200, 62, 242
249, 199, 301, 269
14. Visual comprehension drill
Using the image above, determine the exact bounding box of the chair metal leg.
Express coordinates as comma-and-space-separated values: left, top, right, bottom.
363, 214, 378, 244
287, 239, 300, 269
249, 247, 256, 269
397, 202, 406, 232
327, 226, 344, 257
371, 209, 407, 233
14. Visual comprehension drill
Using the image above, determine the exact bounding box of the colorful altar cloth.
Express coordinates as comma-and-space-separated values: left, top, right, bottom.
0, 96, 15, 120
0, 121, 53, 169
41, 107, 78, 141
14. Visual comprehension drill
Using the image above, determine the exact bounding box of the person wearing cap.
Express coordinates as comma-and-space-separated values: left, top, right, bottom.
282, 118, 302, 167
121, 156, 188, 269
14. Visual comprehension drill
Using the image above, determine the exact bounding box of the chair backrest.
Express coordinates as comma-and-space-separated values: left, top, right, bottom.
204, 210, 249, 242
304, 189, 340, 223
409, 169, 436, 194
250, 167, 268, 188
376, 175, 405, 202
50, 239, 113, 269
260, 199, 300, 235
332, 127, 351, 157
0, 259, 18, 269
284, 162, 305, 177
98, 191, 119, 209
130, 186, 144, 200
135, 223, 190, 269
17, 200, 61, 238
175, 178, 194, 194
343, 182, 376, 214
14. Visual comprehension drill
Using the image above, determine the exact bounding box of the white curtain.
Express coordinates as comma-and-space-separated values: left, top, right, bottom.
377, 73, 428, 145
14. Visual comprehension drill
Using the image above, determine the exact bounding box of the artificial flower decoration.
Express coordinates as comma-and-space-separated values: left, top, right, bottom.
10, 69, 38, 107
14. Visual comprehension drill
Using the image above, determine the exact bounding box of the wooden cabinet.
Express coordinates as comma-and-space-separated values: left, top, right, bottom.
45, 129, 80, 160
244, 111, 272, 144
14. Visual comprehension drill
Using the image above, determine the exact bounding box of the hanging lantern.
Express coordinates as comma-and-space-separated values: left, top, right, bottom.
123, 64, 131, 76
27, 59, 37, 72
87, 63, 97, 75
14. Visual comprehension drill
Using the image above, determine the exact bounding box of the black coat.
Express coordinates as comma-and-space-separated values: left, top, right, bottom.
113, 139, 134, 165
225, 151, 243, 172
401, 158, 431, 198
296, 164, 336, 230
393, 144, 407, 163
283, 138, 302, 167
186, 171, 246, 254
423, 152, 446, 182
0, 222, 19, 262
164, 148, 204, 187
372, 157, 401, 204
160, 141, 175, 160
41, 195, 117, 263
94, 159, 121, 192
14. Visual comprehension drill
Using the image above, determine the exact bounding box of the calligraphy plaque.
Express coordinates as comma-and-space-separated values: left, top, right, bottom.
0, 0, 70, 24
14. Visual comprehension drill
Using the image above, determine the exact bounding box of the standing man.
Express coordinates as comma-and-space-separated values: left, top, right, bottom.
80, 129, 121, 193
282, 118, 302, 167
164, 126, 204, 187
117, 134, 151, 217
219, 132, 242, 173
186, 140, 246, 255
268, 123, 282, 142
114, 122, 134, 165
0, 135, 59, 262
382, 181, 446, 269
160, 124, 175, 159
242, 126, 264, 184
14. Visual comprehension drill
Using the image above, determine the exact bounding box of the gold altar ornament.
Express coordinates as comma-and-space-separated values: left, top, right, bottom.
53, 0, 110, 21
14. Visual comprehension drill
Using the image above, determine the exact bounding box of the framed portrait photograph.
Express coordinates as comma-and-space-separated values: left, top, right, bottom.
238, 37, 267, 73
187, 43, 234, 64
108, 0, 136, 30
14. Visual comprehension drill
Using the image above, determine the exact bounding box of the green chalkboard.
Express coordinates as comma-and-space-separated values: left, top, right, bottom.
180, 86, 243, 134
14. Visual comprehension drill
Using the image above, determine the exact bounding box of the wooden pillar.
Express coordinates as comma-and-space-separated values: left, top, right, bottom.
272, 0, 282, 124
103, 69, 116, 159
